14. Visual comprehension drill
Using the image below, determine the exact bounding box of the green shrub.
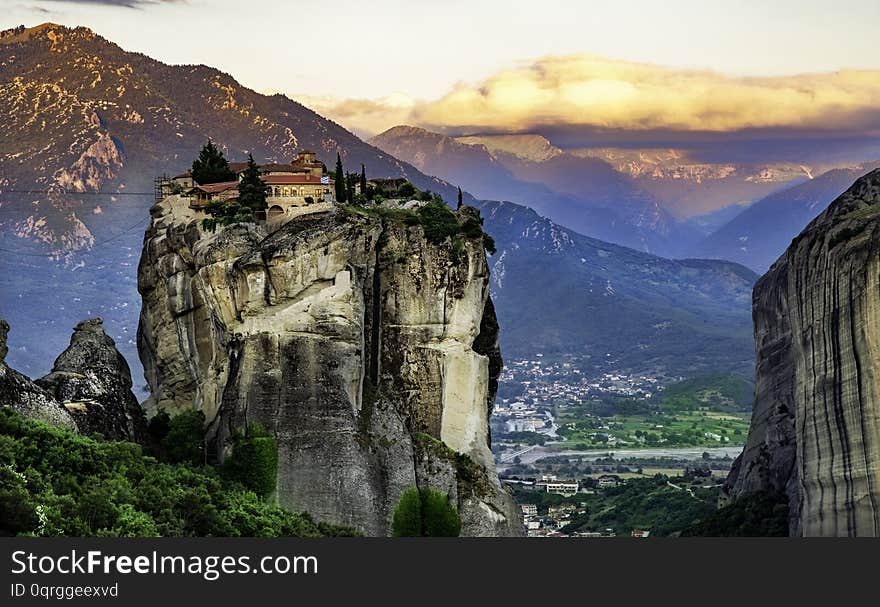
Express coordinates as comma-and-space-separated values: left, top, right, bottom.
482, 233, 497, 255
0, 407, 356, 537
391, 487, 423, 537
391, 486, 461, 537
201, 200, 254, 233
398, 182, 417, 199
682, 491, 789, 537
0, 464, 39, 536
222, 423, 278, 499
420, 489, 461, 537
417, 202, 460, 244
460, 216, 483, 239
147, 410, 171, 443
161, 409, 205, 466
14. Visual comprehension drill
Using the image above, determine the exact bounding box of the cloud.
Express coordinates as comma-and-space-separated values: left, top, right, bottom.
293, 93, 417, 139
40, 0, 182, 7
298, 54, 880, 139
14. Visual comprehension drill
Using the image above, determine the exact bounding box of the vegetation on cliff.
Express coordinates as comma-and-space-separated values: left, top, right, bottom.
0, 408, 356, 537
340, 179, 496, 255
391, 487, 461, 537
682, 492, 789, 537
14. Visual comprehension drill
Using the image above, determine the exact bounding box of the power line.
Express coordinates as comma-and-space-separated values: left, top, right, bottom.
0, 190, 155, 196
0, 216, 151, 258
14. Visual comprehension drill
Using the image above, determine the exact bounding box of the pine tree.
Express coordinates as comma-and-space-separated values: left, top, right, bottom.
334, 153, 346, 203
360, 164, 367, 194
191, 139, 236, 185
457, 186, 463, 209
237, 154, 268, 213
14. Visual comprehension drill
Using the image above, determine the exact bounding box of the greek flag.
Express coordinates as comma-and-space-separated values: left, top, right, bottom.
320, 176, 330, 184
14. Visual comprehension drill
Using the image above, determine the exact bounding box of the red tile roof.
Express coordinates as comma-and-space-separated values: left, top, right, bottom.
195, 181, 239, 193
263, 174, 332, 185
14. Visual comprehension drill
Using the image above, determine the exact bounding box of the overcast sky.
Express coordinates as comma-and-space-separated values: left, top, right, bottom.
5, 0, 880, 141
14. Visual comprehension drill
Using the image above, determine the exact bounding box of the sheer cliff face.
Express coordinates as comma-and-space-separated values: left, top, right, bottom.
727, 169, 880, 536
137, 198, 521, 536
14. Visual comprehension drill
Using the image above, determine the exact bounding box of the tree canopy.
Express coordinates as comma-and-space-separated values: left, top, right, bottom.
0, 407, 357, 537
192, 140, 236, 185
237, 154, 268, 213
200, 199, 254, 233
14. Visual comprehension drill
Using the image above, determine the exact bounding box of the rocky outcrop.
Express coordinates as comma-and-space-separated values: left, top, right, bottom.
0, 319, 78, 431
726, 168, 880, 536
36, 318, 146, 442
137, 196, 522, 536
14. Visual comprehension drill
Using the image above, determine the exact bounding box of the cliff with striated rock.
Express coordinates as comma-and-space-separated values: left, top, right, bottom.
726, 169, 880, 536
137, 196, 522, 536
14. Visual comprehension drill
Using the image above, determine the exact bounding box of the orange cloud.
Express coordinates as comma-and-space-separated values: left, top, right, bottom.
295, 54, 880, 137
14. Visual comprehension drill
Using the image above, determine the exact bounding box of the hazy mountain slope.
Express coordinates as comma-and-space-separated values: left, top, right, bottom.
0, 24, 456, 379
372, 126, 689, 255
0, 24, 456, 255
690, 163, 880, 273
577, 147, 815, 219
459, 134, 815, 220
477, 200, 757, 376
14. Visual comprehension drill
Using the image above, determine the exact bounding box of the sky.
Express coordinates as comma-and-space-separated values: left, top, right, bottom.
4, 0, 880, 144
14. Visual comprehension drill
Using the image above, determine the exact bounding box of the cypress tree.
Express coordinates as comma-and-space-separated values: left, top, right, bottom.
360, 164, 367, 194
334, 153, 346, 203
192, 139, 236, 185
457, 186, 463, 209
237, 153, 268, 213
346, 172, 355, 204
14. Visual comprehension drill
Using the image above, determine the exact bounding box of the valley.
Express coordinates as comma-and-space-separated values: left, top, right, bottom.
3, 19, 880, 540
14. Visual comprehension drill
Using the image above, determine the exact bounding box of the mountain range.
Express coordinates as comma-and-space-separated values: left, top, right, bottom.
372, 126, 687, 256
477, 199, 757, 376
0, 23, 758, 386
690, 162, 880, 273
454, 134, 818, 220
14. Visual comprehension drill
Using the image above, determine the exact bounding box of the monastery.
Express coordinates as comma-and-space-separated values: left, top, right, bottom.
164, 150, 335, 226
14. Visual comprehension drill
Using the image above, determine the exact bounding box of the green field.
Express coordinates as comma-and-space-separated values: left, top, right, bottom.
555, 410, 750, 449
541, 374, 754, 450
658, 373, 753, 413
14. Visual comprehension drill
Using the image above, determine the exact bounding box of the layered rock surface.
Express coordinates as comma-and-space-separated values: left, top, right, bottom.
726, 169, 880, 536
137, 196, 522, 536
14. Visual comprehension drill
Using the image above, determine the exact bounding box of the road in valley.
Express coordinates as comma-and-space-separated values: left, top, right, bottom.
497, 444, 743, 470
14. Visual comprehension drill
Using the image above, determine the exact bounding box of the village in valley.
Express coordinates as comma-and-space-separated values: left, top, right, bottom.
490, 353, 751, 537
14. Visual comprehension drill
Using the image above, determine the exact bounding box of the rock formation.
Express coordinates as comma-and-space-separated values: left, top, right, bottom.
1, 317, 145, 440
726, 168, 880, 536
0, 318, 77, 431
37, 318, 147, 442
137, 196, 523, 536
